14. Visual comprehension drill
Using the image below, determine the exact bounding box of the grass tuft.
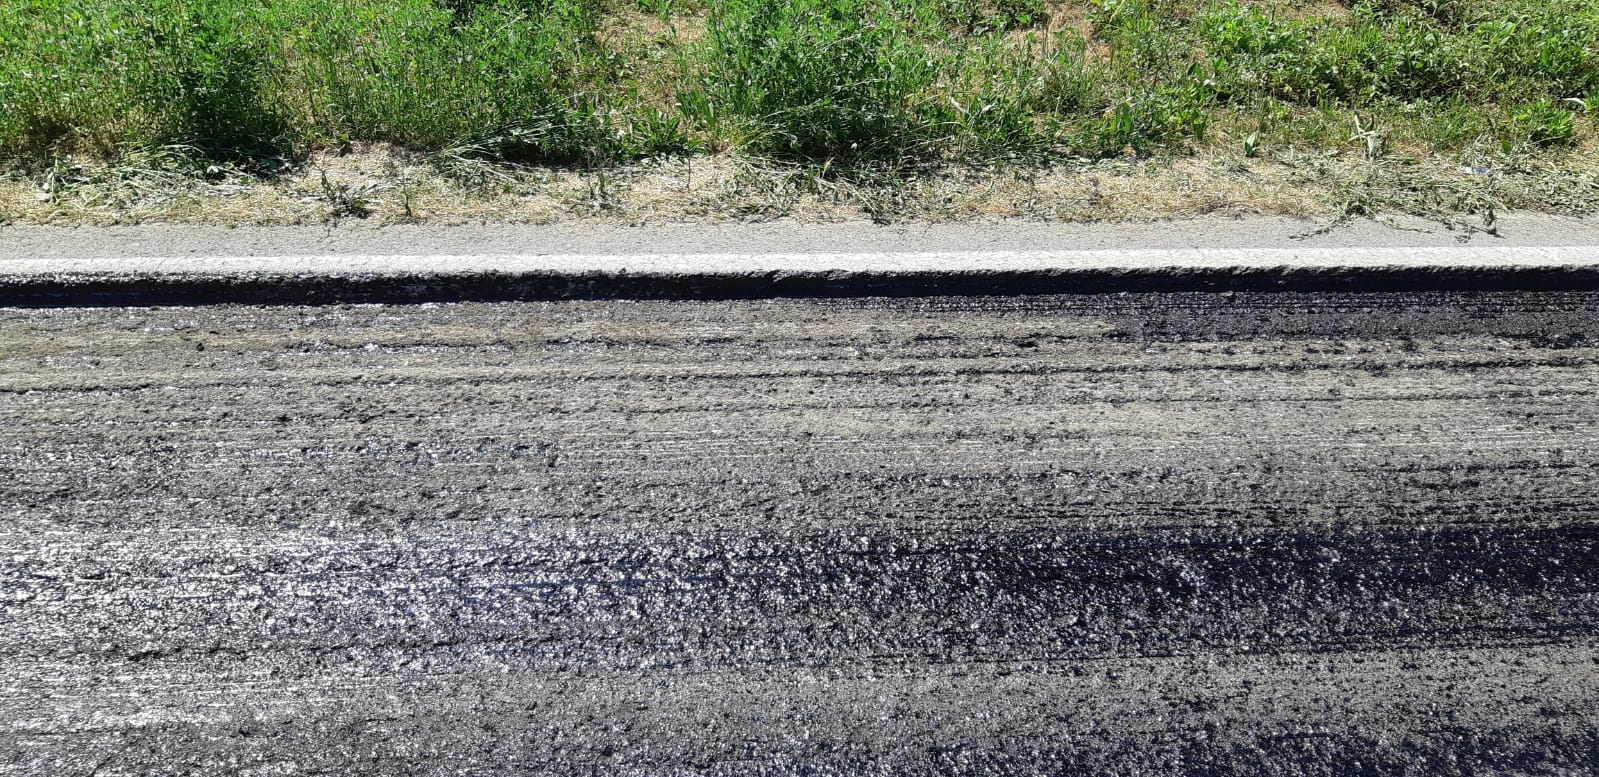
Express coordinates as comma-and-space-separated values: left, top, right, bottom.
684, 0, 943, 165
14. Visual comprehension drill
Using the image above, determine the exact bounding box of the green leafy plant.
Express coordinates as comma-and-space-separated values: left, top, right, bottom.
1, 0, 1597, 206
1512, 99, 1577, 147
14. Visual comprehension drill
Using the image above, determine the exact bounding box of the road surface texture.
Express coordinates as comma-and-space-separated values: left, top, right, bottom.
3, 285, 1599, 774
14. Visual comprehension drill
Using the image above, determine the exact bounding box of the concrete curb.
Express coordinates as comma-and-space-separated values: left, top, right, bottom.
4, 246, 1599, 275
4, 246, 1599, 305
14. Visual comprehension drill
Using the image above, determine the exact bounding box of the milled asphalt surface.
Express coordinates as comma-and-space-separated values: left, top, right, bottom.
2, 218, 1598, 775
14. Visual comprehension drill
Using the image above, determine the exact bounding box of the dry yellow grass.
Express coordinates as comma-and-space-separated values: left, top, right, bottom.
5, 139, 1594, 229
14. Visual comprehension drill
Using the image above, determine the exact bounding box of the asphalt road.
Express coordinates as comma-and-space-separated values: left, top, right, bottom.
2, 289, 1597, 775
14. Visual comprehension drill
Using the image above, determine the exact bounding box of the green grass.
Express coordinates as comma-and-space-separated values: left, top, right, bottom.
1, 0, 1595, 178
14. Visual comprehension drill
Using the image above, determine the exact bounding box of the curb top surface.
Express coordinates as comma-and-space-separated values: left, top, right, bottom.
4, 245, 1599, 278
